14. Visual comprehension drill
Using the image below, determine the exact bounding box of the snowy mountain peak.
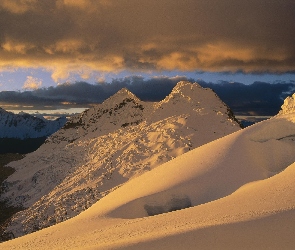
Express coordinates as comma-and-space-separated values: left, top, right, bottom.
53, 88, 149, 143
103, 87, 141, 106
166, 80, 199, 96
1, 82, 242, 238
279, 93, 295, 115
172, 80, 201, 92
160, 81, 216, 105
152, 81, 239, 125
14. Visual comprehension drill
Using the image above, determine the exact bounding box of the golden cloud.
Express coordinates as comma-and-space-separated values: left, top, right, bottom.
0, 0, 38, 14
60, 101, 76, 105
23, 76, 42, 90
44, 39, 89, 55
56, 0, 111, 9
0, 0, 294, 81
2, 39, 35, 54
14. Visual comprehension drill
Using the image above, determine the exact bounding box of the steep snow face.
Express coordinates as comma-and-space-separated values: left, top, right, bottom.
1, 81, 241, 238
88, 114, 295, 220
0, 108, 67, 139
279, 93, 295, 115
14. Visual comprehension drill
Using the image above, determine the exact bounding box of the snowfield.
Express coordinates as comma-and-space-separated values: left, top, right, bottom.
1, 83, 295, 249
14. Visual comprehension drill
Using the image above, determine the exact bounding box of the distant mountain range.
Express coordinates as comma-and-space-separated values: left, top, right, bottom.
0, 108, 67, 139
0, 108, 67, 153
0, 81, 241, 239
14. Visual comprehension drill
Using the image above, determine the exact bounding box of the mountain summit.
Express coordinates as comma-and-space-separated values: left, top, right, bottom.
1, 81, 241, 239
279, 92, 295, 115
151, 81, 238, 122
50, 87, 150, 144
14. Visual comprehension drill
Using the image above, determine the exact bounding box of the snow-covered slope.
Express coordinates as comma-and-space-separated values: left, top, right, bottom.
0, 81, 241, 238
0, 108, 66, 139
88, 113, 295, 220
1, 99, 295, 250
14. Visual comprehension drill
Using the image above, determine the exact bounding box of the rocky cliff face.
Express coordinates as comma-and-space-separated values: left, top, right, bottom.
1, 81, 241, 239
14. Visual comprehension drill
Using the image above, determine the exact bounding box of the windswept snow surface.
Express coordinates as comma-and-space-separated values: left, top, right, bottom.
1, 110, 295, 249
0, 81, 241, 238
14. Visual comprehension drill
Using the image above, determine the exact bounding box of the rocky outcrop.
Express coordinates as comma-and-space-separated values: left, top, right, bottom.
279, 93, 295, 115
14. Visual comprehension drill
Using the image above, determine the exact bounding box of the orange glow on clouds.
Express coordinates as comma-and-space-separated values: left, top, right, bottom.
0, 0, 294, 82
22, 76, 42, 90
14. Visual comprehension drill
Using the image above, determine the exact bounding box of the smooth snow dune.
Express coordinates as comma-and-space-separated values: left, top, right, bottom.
2, 159, 295, 250
115, 210, 295, 250
80, 114, 295, 219
114, 160, 295, 250
1, 113, 295, 250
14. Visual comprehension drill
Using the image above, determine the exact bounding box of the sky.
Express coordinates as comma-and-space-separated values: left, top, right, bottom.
0, 0, 295, 116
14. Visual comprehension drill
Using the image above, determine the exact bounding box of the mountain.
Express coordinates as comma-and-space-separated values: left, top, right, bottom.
1, 91, 295, 249
0, 81, 241, 239
0, 108, 67, 139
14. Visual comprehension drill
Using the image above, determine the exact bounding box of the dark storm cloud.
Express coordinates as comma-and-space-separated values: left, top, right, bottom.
199, 81, 295, 115
29, 76, 185, 104
0, 77, 294, 115
0, 0, 295, 81
0, 76, 187, 108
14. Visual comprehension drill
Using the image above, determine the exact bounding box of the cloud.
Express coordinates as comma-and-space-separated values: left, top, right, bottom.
22, 76, 42, 90
0, 76, 294, 115
199, 81, 295, 115
0, 0, 294, 81
0, 76, 184, 110
0, 0, 38, 14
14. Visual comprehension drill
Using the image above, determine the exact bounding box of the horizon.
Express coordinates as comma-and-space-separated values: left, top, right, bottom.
1, 79, 294, 118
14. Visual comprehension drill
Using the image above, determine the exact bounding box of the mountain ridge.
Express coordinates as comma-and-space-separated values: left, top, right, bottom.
1, 81, 241, 239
